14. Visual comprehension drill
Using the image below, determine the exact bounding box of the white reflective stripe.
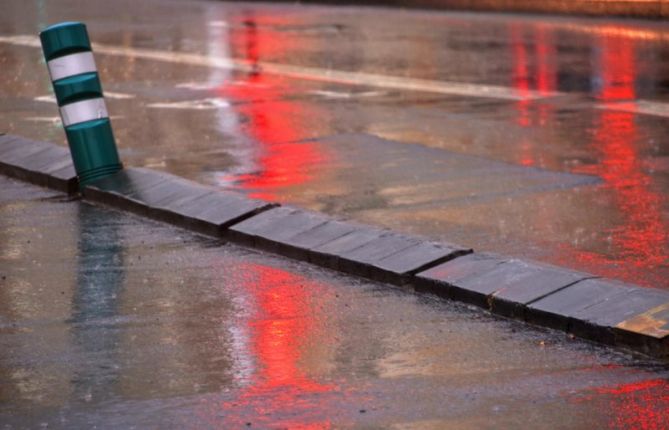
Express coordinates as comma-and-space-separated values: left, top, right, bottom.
47, 52, 96, 81
60, 98, 108, 126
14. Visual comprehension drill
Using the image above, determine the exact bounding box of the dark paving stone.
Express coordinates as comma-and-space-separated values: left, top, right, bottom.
310, 227, 387, 270
260, 219, 359, 262
526, 278, 636, 331
414, 253, 507, 300
0, 134, 20, 146
228, 207, 326, 247
574, 287, 669, 330
614, 301, 669, 357
130, 176, 207, 209
338, 233, 418, 277
0, 140, 55, 164
85, 167, 273, 236
175, 191, 273, 236
83, 168, 173, 213
288, 219, 359, 250
253, 209, 329, 244
480, 260, 592, 318
0, 136, 77, 194
374, 240, 471, 278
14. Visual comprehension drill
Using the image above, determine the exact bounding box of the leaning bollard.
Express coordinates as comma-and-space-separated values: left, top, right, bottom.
39, 22, 122, 186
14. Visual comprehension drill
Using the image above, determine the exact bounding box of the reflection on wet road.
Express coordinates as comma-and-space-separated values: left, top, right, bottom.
1, 176, 669, 428
0, 0, 667, 290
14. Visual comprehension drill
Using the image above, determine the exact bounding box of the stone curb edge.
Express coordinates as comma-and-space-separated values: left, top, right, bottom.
1, 134, 668, 359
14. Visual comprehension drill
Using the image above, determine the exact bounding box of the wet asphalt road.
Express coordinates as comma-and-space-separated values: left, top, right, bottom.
1, 0, 669, 289
1, 175, 668, 429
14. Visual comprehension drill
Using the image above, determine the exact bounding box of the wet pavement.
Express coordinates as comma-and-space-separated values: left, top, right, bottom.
1, 1, 668, 291
0, 175, 668, 429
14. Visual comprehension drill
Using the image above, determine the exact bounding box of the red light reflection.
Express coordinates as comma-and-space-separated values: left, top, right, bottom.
568, 34, 669, 284
193, 263, 340, 430
577, 379, 669, 430
216, 15, 329, 201
228, 264, 336, 429
510, 25, 556, 167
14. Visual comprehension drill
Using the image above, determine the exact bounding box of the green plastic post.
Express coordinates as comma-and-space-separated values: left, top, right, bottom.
40, 21, 122, 186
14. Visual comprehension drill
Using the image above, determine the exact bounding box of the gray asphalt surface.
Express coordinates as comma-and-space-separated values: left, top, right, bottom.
0, 0, 668, 290
1, 176, 668, 428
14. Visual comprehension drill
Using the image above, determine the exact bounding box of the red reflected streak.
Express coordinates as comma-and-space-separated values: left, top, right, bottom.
217, 16, 328, 201
226, 263, 335, 429
596, 379, 669, 430
510, 25, 557, 167
571, 35, 668, 277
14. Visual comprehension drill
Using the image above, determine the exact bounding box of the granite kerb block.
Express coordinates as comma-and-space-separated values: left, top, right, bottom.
84, 167, 274, 236
570, 286, 669, 347
414, 253, 507, 301
485, 260, 593, 319
82, 168, 170, 215
227, 207, 330, 252
0, 136, 77, 194
614, 301, 669, 357
309, 226, 387, 270
525, 278, 635, 333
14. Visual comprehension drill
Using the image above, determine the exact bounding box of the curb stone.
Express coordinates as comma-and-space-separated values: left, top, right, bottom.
1, 135, 668, 359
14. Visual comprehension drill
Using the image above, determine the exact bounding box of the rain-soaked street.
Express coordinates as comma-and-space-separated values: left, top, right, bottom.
2, 0, 669, 428
1, 0, 669, 289
1, 176, 669, 428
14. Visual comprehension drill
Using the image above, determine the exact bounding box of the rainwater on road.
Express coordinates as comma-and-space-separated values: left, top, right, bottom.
1, 0, 669, 289
1, 176, 668, 429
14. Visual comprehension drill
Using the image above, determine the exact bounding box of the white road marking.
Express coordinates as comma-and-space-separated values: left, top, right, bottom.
34, 95, 57, 103
175, 80, 269, 90
24, 116, 61, 124
596, 100, 669, 118
5, 35, 669, 117
0, 34, 557, 101
147, 98, 231, 110
311, 90, 387, 99
106, 91, 136, 100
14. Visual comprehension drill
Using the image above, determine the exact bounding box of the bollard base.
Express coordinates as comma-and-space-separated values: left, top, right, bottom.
78, 163, 123, 187
65, 118, 123, 187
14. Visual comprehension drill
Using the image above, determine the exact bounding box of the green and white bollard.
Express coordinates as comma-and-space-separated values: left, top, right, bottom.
40, 22, 122, 186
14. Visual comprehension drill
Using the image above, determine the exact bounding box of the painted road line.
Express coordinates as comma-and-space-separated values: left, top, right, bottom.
147, 98, 231, 110
8, 34, 669, 116
595, 100, 669, 118
311, 90, 387, 99
0, 34, 558, 101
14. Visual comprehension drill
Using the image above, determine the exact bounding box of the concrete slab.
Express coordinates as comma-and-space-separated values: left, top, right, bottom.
567, 287, 669, 346
375, 240, 470, 274
176, 191, 273, 236
255, 210, 328, 249
338, 233, 419, 277
575, 287, 669, 328
83, 168, 170, 210
0, 136, 77, 194
484, 260, 592, 318
526, 278, 637, 331
228, 207, 298, 245
288, 219, 359, 250
414, 253, 507, 300
615, 302, 669, 356
310, 227, 387, 270
85, 167, 273, 236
